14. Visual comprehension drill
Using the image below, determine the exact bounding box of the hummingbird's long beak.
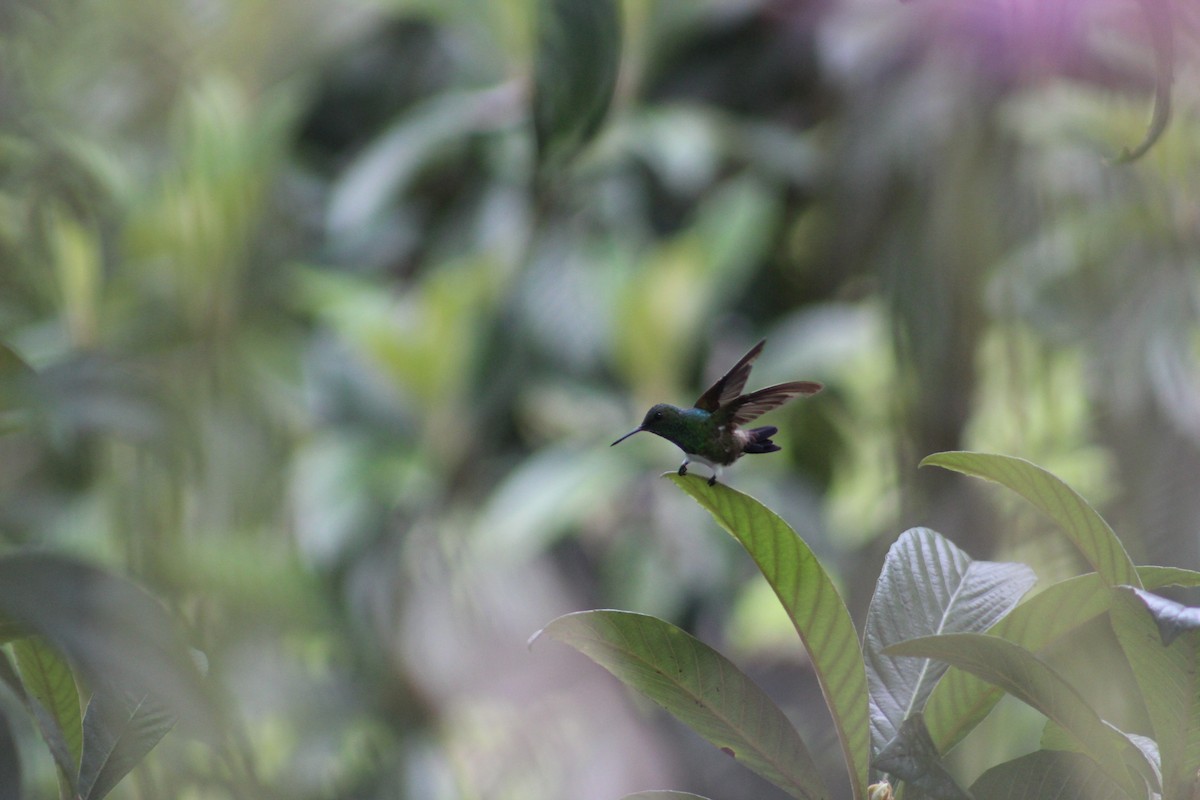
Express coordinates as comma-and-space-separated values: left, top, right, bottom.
611, 427, 642, 446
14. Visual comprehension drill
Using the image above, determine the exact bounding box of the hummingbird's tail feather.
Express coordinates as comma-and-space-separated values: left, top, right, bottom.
743, 426, 782, 454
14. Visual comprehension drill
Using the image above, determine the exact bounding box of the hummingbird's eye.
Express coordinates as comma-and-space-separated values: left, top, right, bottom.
653, 410, 663, 420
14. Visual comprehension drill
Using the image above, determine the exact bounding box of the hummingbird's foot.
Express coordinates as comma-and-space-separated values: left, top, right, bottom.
707, 475, 718, 487
678, 464, 688, 476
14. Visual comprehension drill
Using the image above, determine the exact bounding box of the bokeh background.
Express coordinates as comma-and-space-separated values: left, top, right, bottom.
1, 0, 1198, 797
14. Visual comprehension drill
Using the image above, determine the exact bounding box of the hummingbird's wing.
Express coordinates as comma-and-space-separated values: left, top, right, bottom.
694, 339, 766, 412
727, 381, 822, 425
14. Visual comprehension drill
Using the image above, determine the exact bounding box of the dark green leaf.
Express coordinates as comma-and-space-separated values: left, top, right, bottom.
874, 713, 970, 800
669, 474, 871, 800
864, 527, 1035, 755
532, 0, 621, 169
919, 453, 1139, 587
536, 610, 829, 800
13, 636, 83, 780
970, 751, 1129, 800
1110, 587, 1200, 800
886, 633, 1147, 799
78, 684, 177, 800
0, 553, 217, 737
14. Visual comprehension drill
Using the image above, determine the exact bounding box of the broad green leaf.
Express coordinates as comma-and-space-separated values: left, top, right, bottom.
532, 0, 621, 169
623, 793, 713, 800
1110, 587, 1200, 800
14, 636, 83, 779
887, 633, 1147, 799
669, 474, 870, 800
970, 751, 1129, 800
919, 452, 1139, 587
873, 713, 969, 800
0, 554, 217, 738
537, 610, 829, 800
78, 685, 177, 800
925, 566, 1200, 753
864, 527, 1035, 755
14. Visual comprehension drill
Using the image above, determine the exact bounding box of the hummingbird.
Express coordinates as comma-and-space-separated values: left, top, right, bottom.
611, 339, 822, 485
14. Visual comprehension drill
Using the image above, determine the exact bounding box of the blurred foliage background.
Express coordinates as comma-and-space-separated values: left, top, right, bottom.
0, 0, 1198, 797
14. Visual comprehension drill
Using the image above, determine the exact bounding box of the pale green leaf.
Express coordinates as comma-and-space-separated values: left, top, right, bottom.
919, 452, 1139, 587
669, 474, 870, 800
1110, 587, 1200, 800
537, 610, 829, 800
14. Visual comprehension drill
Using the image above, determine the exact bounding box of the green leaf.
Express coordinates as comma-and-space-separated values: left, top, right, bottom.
923, 574, 1107, 752
864, 527, 1035, 755
970, 751, 1130, 800
1137, 566, 1200, 589
668, 474, 870, 800
78, 684, 177, 800
1040, 723, 1162, 795
874, 713, 970, 800
919, 452, 1139, 588
886, 633, 1148, 799
924, 566, 1200, 754
532, 0, 621, 169
1110, 587, 1200, 800
13, 636, 83, 780
536, 610, 829, 800
0, 554, 217, 738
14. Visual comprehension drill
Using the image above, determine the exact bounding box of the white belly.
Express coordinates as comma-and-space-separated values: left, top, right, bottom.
684, 453, 721, 469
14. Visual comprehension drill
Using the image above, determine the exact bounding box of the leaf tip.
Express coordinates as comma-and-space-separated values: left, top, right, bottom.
918, 451, 963, 469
